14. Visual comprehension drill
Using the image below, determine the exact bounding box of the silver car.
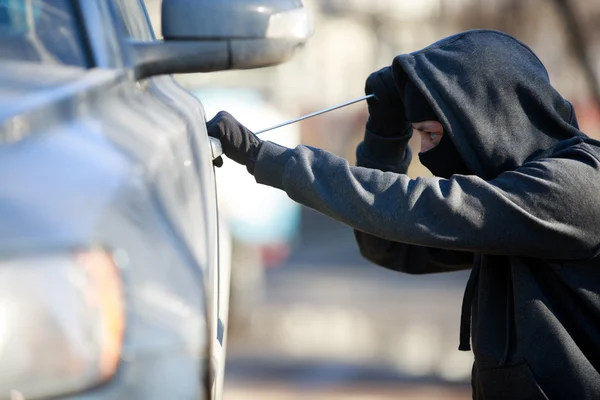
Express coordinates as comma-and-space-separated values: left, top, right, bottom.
0, 0, 311, 399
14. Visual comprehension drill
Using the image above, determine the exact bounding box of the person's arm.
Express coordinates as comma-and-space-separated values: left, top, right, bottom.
254, 139, 600, 260
350, 66, 473, 274
353, 129, 473, 273
354, 233, 474, 274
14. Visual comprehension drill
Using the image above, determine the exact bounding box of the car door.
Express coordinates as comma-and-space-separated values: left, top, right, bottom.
110, 1, 231, 398
0, 1, 212, 399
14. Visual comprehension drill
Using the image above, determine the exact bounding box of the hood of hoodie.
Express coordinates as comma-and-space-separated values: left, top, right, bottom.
392, 30, 584, 180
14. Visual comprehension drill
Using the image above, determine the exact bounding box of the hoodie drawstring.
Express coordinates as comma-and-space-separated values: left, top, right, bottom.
459, 264, 480, 351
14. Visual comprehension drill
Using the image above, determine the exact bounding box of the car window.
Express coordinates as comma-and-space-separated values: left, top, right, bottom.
0, 0, 89, 66
112, 0, 154, 41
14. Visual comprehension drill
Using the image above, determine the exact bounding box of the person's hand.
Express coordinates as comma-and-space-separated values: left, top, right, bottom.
364, 66, 409, 137
206, 111, 263, 174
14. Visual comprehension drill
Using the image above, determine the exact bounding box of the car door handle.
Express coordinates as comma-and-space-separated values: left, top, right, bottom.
209, 137, 223, 161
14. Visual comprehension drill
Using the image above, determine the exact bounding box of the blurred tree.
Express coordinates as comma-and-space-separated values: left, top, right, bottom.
551, 0, 600, 107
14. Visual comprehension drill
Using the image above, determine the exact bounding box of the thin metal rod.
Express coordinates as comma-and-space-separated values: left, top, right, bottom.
254, 94, 374, 135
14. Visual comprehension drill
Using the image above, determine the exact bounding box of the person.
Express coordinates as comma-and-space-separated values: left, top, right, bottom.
207, 29, 600, 399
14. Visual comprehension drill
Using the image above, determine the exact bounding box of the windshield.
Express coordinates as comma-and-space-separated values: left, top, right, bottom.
0, 0, 89, 67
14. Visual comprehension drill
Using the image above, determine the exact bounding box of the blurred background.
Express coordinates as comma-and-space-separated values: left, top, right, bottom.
144, 1, 600, 398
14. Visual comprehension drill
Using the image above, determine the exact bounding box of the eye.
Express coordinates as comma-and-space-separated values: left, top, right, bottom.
428, 132, 439, 141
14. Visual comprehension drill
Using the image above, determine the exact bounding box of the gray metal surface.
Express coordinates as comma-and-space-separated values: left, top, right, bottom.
162, 0, 304, 39
0, 61, 210, 400
0, 0, 230, 398
255, 94, 374, 135
115, 2, 231, 395
159, 0, 312, 72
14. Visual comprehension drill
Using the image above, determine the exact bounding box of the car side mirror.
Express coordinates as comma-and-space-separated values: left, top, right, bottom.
131, 0, 313, 79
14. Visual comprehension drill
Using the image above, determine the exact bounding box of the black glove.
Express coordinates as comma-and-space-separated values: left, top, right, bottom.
206, 111, 263, 174
364, 66, 410, 137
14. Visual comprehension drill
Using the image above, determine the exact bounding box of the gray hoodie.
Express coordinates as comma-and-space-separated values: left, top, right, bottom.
253, 30, 600, 399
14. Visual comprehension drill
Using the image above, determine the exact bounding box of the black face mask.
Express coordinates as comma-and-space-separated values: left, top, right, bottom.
418, 134, 471, 179
403, 79, 471, 178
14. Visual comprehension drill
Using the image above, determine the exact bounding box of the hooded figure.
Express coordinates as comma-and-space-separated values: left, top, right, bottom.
207, 30, 600, 399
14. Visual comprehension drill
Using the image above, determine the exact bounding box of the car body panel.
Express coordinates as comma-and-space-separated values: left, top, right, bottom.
0, 0, 231, 398
0, 58, 210, 398
113, 1, 231, 395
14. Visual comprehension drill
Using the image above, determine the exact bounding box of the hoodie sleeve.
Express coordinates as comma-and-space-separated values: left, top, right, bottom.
254, 139, 600, 261
354, 130, 473, 274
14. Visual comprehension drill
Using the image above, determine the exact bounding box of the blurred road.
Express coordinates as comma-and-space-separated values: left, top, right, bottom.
223, 208, 473, 399
224, 382, 470, 399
